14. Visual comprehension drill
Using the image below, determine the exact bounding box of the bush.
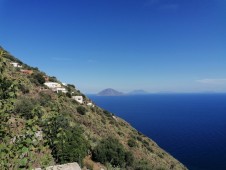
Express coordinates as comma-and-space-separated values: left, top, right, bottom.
42, 115, 89, 165
137, 136, 142, 142
103, 110, 112, 117
66, 92, 72, 98
143, 140, 150, 148
125, 151, 134, 166
18, 84, 29, 94
30, 72, 45, 85
56, 126, 89, 164
14, 97, 38, 119
38, 92, 52, 106
157, 153, 164, 159
67, 84, 75, 89
77, 106, 86, 115
48, 76, 57, 82
92, 137, 134, 167
134, 160, 151, 170
128, 138, 137, 147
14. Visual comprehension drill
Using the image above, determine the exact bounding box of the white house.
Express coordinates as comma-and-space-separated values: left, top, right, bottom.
87, 102, 94, 107
10, 62, 22, 68
53, 87, 68, 93
72, 96, 83, 104
62, 83, 67, 86
44, 82, 61, 89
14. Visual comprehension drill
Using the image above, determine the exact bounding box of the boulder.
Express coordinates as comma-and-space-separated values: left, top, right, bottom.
35, 162, 81, 170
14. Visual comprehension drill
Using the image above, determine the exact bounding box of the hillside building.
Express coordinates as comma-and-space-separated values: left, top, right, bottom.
10, 62, 22, 68
87, 102, 94, 107
20, 69, 33, 74
53, 87, 68, 93
72, 96, 83, 104
44, 82, 61, 89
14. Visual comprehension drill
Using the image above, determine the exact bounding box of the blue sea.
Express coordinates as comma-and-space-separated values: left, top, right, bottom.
88, 94, 226, 170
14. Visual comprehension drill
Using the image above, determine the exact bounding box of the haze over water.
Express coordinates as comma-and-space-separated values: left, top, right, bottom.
89, 94, 226, 170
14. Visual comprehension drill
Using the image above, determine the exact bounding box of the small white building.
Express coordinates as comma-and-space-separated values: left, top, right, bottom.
72, 96, 83, 104
10, 62, 22, 68
62, 83, 67, 86
44, 82, 61, 89
87, 102, 94, 107
53, 87, 68, 93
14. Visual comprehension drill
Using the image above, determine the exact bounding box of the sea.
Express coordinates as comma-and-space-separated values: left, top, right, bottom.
88, 94, 226, 170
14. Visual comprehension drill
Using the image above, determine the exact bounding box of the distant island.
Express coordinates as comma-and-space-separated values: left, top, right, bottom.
97, 88, 150, 96
97, 88, 124, 96
128, 89, 149, 95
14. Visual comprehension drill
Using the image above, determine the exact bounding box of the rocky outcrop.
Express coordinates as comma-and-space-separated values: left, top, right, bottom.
35, 163, 81, 170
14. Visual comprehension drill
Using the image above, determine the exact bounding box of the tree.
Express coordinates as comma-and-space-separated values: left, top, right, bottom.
77, 106, 86, 115
68, 84, 75, 89
31, 72, 45, 85
49, 76, 57, 82
92, 137, 134, 167
14, 97, 43, 120
42, 115, 89, 165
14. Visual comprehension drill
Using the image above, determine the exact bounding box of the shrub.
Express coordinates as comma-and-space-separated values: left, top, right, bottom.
67, 84, 75, 89
14, 97, 38, 119
48, 76, 57, 82
137, 136, 142, 142
157, 153, 164, 159
92, 137, 134, 167
103, 110, 112, 117
38, 92, 52, 106
42, 115, 89, 165
56, 126, 89, 165
30, 72, 45, 85
77, 106, 86, 115
143, 140, 150, 148
90, 107, 95, 112
118, 131, 124, 136
125, 151, 134, 166
66, 92, 72, 98
134, 160, 150, 170
147, 146, 153, 152
18, 84, 30, 94
128, 138, 137, 147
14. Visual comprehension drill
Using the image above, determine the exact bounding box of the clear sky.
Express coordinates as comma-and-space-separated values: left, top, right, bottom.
1, 0, 226, 93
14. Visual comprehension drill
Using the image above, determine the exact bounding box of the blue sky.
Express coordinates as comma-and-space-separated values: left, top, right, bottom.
1, 0, 226, 93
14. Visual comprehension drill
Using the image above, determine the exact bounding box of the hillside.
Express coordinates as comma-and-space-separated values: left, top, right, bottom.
97, 88, 124, 96
0, 47, 187, 170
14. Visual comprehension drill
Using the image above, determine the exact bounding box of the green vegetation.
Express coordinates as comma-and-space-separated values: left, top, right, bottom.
48, 76, 58, 82
27, 71, 46, 86
134, 160, 152, 170
92, 137, 134, 168
0, 57, 17, 139
31, 72, 46, 85
103, 110, 112, 117
128, 138, 137, 147
0, 47, 187, 170
42, 115, 89, 165
18, 83, 30, 94
0, 56, 53, 169
77, 106, 87, 115
14, 97, 40, 119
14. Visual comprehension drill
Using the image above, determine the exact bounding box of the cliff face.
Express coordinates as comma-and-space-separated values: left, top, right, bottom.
0, 47, 187, 170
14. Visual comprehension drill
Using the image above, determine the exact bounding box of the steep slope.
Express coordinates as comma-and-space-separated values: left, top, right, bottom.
0, 47, 187, 170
